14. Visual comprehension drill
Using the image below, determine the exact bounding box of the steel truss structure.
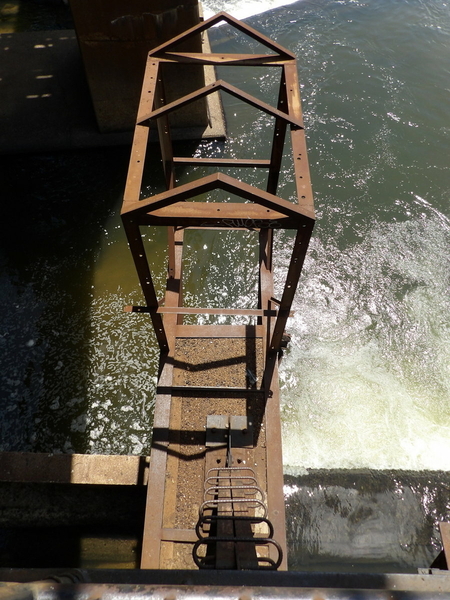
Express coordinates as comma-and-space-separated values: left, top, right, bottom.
121, 11, 315, 570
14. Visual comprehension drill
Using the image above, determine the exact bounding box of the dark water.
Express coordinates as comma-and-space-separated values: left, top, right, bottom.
1, 0, 450, 572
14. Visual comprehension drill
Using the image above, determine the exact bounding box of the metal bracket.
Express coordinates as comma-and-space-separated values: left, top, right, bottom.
206, 415, 253, 448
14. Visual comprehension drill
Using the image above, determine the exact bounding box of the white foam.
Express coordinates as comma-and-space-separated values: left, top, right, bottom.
202, 0, 301, 21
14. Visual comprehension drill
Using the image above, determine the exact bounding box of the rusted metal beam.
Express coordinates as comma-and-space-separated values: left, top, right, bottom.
156, 53, 290, 66
173, 157, 271, 167
284, 62, 315, 218
175, 324, 263, 338
268, 224, 314, 355
121, 11, 315, 573
139, 203, 299, 230
121, 216, 169, 353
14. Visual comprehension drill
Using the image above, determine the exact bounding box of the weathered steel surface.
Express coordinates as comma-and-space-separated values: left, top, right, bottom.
121, 11, 315, 571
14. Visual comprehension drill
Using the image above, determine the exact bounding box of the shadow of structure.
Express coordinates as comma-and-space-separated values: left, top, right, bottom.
0, 146, 150, 568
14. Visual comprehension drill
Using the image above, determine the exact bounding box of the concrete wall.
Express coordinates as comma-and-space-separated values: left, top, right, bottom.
69, 0, 207, 132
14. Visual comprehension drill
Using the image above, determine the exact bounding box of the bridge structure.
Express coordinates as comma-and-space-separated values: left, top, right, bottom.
120, 11, 315, 570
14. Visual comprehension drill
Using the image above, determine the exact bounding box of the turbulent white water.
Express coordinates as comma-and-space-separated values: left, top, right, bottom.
205, 0, 450, 471
201, 0, 301, 21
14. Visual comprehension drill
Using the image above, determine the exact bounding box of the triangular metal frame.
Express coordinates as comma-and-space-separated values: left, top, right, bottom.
137, 79, 304, 129
148, 11, 296, 63
121, 13, 315, 360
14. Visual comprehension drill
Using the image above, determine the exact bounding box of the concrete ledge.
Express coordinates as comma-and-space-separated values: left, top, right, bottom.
3, 569, 450, 593
0, 452, 149, 485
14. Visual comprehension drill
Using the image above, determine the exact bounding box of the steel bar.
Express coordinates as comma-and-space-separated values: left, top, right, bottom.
157, 307, 279, 316
284, 62, 315, 219
139, 203, 299, 230
121, 217, 168, 353
175, 324, 264, 338
267, 67, 288, 196
268, 225, 313, 355
155, 53, 289, 66
173, 157, 271, 167
155, 70, 175, 191
122, 57, 159, 208
122, 125, 150, 207
123, 173, 310, 221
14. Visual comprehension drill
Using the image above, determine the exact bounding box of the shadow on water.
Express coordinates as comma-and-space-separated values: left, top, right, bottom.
0, 147, 153, 568
0, 147, 131, 454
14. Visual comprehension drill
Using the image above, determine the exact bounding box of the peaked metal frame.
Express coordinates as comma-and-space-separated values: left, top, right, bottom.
121, 10, 315, 376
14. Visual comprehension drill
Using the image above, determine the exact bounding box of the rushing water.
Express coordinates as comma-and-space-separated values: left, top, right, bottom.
1, 0, 450, 571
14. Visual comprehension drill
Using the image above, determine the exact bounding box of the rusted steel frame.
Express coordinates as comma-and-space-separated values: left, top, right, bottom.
141, 230, 183, 569
122, 125, 150, 207
264, 359, 288, 570
258, 229, 274, 360
149, 11, 296, 61
173, 157, 271, 167
155, 65, 175, 191
139, 204, 299, 230
123, 173, 307, 221
284, 62, 315, 220
122, 56, 159, 208
121, 216, 168, 353
439, 523, 450, 569
168, 226, 176, 280
155, 387, 265, 399
156, 53, 290, 66
267, 67, 289, 196
142, 80, 304, 130
258, 67, 289, 350
157, 307, 278, 317
161, 528, 198, 543
268, 223, 314, 355
157, 68, 177, 283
